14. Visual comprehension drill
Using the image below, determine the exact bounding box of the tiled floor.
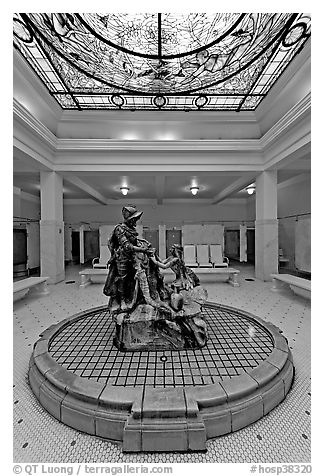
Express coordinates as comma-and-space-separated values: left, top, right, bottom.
49, 304, 274, 386
13, 263, 311, 463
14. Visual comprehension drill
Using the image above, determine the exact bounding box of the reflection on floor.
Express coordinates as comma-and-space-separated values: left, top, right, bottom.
13, 264, 311, 463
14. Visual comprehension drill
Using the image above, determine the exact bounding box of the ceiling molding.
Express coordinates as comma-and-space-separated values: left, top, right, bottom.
260, 92, 311, 151
63, 197, 249, 207
255, 39, 311, 123
14, 89, 310, 170
211, 175, 256, 205
13, 49, 62, 122
54, 157, 265, 174
13, 98, 57, 151
63, 199, 104, 206
13, 74, 310, 184
211, 198, 249, 206
20, 190, 40, 203
55, 138, 262, 152
161, 198, 215, 204
13, 136, 54, 172
278, 172, 310, 190
63, 176, 109, 205
59, 109, 258, 123
263, 129, 310, 171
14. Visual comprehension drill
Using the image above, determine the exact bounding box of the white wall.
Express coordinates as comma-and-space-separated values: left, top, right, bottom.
13, 178, 311, 270
14, 51, 60, 134
256, 43, 310, 135
57, 116, 261, 140
63, 200, 249, 227
246, 196, 256, 221
20, 198, 40, 220
182, 224, 224, 246
278, 178, 311, 218
13, 193, 40, 220
244, 177, 311, 222
13, 195, 41, 271
26, 222, 40, 269
278, 178, 311, 272
63, 200, 250, 261
13, 194, 21, 217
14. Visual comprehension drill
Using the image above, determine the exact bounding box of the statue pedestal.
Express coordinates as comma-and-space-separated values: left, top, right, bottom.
113, 302, 207, 352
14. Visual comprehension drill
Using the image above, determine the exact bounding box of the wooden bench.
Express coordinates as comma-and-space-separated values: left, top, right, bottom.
79, 267, 240, 288
13, 277, 50, 302
270, 274, 311, 300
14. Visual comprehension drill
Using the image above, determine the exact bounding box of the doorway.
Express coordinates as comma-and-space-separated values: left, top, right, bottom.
72, 231, 80, 264
225, 229, 240, 260
247, 229, 255, 264
166, 229, 182, 257
13, 228, 28, 278
84, 230, 100, 264
143, 229, 159, 252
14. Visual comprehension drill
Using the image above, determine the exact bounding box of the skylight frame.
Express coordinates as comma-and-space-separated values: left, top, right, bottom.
13, 13, 311, 112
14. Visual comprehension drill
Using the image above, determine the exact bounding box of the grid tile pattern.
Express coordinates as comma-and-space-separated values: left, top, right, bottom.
49, 305, 273, 387
13, 264, 311, 463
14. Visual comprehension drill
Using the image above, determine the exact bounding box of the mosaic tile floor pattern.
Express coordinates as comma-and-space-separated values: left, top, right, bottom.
49, 304, 273, 386
13, 264, 311, 463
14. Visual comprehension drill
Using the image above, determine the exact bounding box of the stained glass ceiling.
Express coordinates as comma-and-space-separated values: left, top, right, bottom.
13, 13, 311, 111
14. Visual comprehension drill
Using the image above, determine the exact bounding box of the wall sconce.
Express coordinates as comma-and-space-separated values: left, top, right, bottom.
190, 186, 199, 196
120, 186, 130, 196
246, 184, 255, 195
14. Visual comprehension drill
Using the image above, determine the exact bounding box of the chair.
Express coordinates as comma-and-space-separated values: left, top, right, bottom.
183, 245, 198, 268
196, 244, 213, 268
210, 244, 229, 268
92, 245, 111, 269
278, 248, 289, 267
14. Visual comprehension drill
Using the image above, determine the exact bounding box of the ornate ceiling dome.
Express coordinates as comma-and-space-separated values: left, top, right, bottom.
13, 13, 310, 111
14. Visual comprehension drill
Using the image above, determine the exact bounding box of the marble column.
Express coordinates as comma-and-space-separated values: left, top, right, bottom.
255, 171, 278, 281
64, 224, 72, 263
40, 172, 65, 284
79, 224, 85, 264
13, 186, 21, 217
159, 224, 166, 260
239, 224, 247, 262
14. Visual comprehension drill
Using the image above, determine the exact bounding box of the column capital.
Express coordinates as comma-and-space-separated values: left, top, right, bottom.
40, 219, 64, 226
255, 219, 278, 226
256, 170, 277, 221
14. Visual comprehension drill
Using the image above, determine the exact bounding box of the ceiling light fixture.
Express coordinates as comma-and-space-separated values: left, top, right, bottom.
190, 186, 199, 196
246, 184, 256, 195
120, 186, 130, 196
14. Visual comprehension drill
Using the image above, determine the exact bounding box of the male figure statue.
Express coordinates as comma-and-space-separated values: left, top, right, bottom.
103, 205, 171, 314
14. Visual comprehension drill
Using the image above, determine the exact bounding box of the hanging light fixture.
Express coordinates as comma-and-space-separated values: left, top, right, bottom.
120, 186, 130, 196
246, 184, 256, 195
190, 186, 199, 196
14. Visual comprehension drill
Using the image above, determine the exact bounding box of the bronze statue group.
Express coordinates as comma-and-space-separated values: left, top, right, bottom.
103, 205, 207, 351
